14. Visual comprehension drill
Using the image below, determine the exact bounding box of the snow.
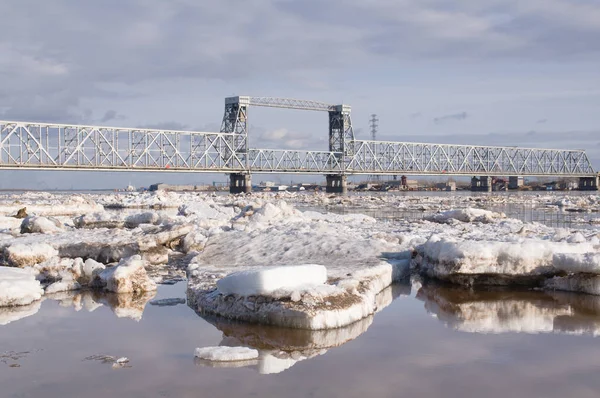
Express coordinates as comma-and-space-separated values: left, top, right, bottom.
4, 242, 58, 267
0, 267, 44, 307
93, 255, 157, 293
216, 265, 328, 296
194, 346, 259, 362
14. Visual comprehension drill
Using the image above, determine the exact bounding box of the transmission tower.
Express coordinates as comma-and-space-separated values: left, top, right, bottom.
370, 114, 378, 141
369, 114, 380, 182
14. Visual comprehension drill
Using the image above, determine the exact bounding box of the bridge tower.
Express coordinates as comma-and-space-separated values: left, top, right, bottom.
327, 104, 354, 194
222, 96, 251, 193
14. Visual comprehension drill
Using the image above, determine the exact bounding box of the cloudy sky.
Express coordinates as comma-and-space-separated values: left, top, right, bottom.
1, 0, 599, 189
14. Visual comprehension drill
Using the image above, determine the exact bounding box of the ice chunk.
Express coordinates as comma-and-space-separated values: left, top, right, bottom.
0, 266, 44, 307
124, 212, 160, 228
181, 229, 208, 253
194, 346, 259, 362
216, 265, 328, 296
418, 234, 596, 281
73, 212, 125, 229
82, 259, 106, 281
93, 255, 157, 293
4, 243, 58, 267
553, 253, 600, 274
20, 215, 63, 234
426, 208, 505, 224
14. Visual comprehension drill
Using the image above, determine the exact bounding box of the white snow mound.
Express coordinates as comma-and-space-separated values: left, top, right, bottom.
194, 346, 259, 362
216, 265, 328, 296
0, 266, 44, 307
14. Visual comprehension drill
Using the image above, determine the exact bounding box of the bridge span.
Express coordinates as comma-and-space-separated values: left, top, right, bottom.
0, 96, 597, 193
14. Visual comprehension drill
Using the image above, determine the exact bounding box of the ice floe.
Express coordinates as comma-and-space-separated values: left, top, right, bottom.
0, 267, 44, 307
188, 261, 409, 330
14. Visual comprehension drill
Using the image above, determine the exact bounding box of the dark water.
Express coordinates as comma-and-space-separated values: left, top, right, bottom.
3, 282, 600, 397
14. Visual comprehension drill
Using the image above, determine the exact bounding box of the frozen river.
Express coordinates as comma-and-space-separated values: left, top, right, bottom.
1, 190, 600, 397
3, 281, 600, 397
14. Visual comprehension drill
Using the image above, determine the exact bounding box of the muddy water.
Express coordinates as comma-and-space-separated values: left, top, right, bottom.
3, 282, 600, 397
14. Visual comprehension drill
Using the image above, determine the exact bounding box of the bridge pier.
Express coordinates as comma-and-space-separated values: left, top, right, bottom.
508, 176, 524, 190
229, 173, 251, 194
326, 174, 347, 194
471, 176, 492, 192
578, 176, 599, 191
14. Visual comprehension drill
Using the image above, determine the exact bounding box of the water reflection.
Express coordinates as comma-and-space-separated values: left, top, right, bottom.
0, 300, 42, 326
416, 283, 600, 336
196, 284, 410, 374
1, 289, 157, 325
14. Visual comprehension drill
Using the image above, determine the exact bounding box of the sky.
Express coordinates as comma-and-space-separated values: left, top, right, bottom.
1, 0, 600, 189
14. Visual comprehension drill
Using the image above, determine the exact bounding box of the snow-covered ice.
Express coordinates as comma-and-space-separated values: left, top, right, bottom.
4, 243, 58, 267
1, 189, 600, 327
426, 208, 505, 224
93, 255, 157, 293
188, 260, 409, 330
20, 215, 63, 234
0, 267, 44, 307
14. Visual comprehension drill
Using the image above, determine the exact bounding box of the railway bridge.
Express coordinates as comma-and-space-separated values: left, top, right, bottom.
0, 96, 597, 193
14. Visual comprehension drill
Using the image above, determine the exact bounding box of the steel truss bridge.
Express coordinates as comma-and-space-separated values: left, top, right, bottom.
0, 96, 596, 184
